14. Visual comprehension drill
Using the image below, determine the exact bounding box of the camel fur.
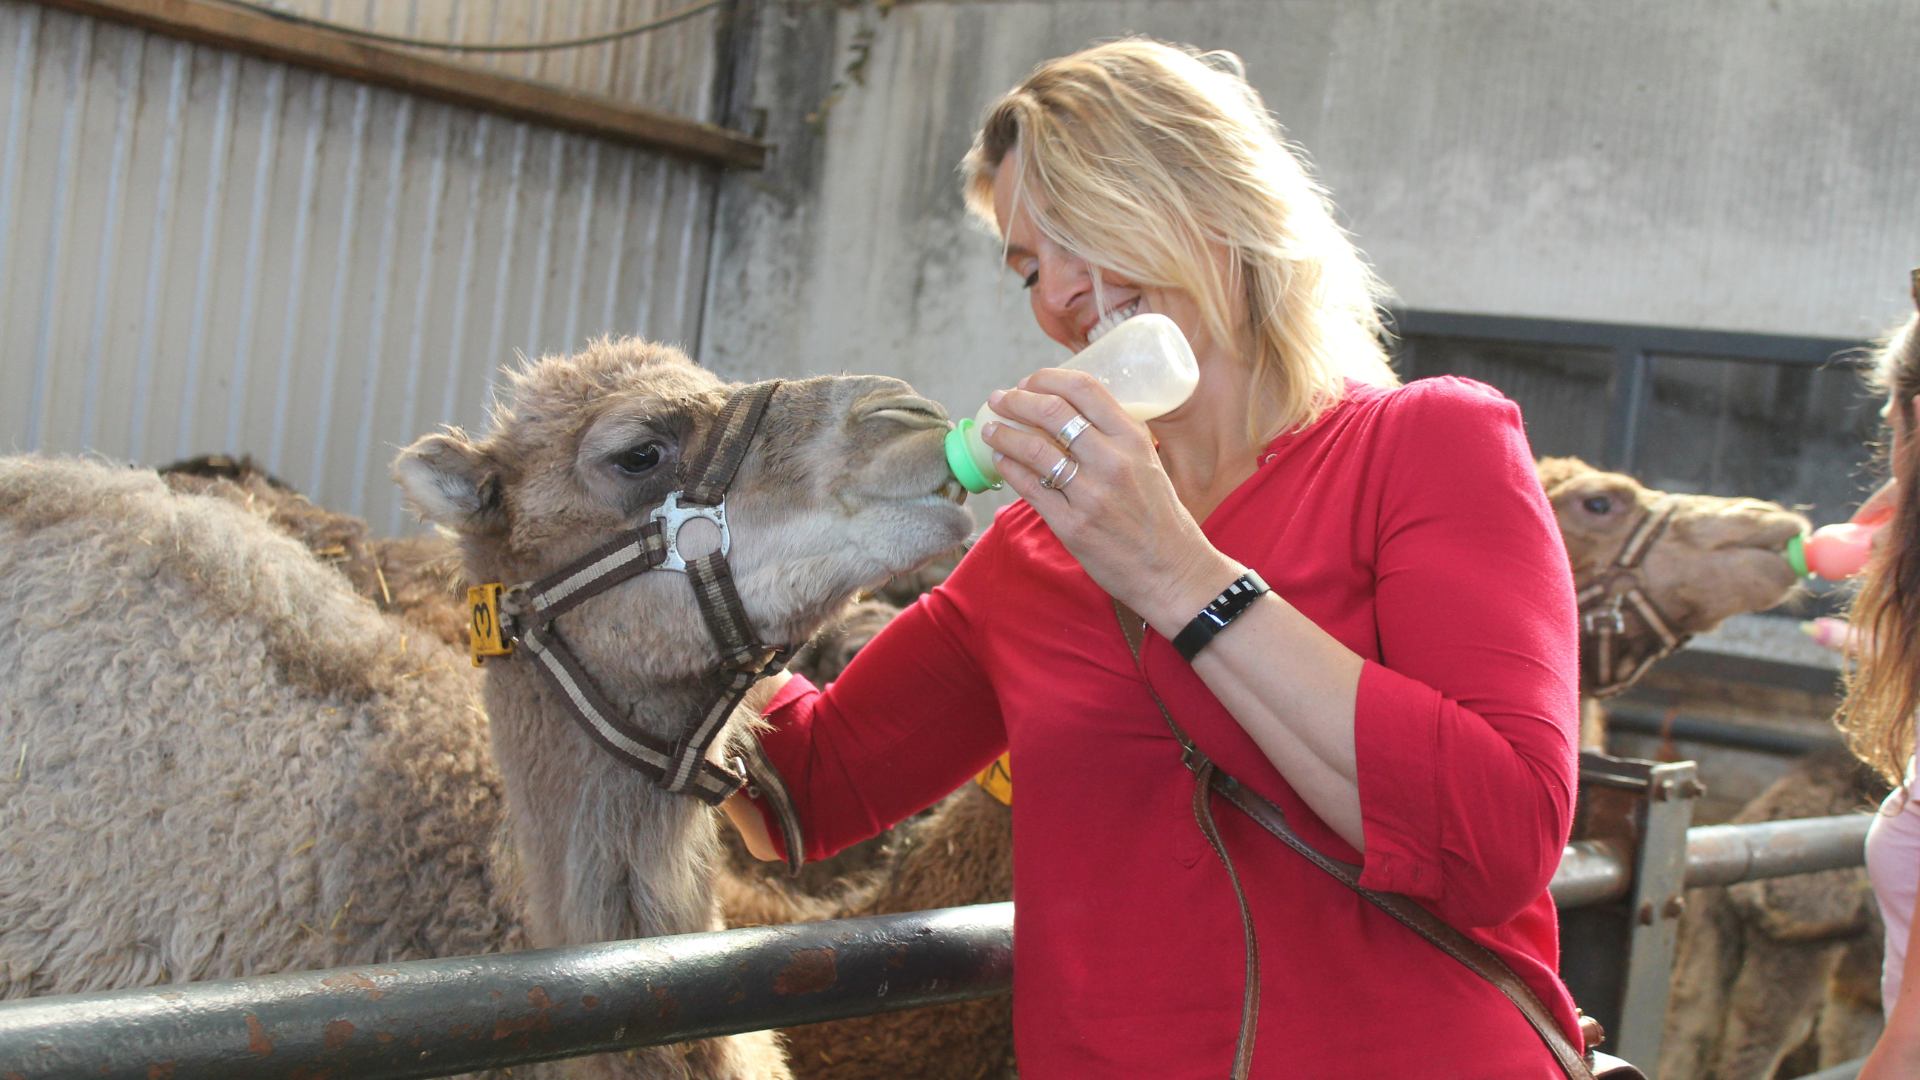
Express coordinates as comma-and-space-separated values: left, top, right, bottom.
1659, 753, 1888, 1080
160, 456, 470, 648
0, 456, 516, 998
1540, 457, 1807, 747
0, 337, 973, 1080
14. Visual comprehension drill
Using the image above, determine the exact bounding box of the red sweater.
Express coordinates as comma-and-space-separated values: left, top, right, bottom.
755, 377, 1583, 1078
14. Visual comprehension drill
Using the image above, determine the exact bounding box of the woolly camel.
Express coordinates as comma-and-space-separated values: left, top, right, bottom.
1537, 456, 1807, 746
160, 455, 470, 648
0, 338, 971, 1080
1659, 752, 1887, 1080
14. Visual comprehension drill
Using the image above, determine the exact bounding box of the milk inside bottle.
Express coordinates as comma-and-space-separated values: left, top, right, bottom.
943, 313, 1200, 493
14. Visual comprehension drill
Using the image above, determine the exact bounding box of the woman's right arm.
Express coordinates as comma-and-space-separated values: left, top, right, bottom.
1862, 873, 1920, 1080
735, 542, 1010, 865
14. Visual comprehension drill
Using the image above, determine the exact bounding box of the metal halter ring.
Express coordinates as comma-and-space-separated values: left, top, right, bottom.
1039, 454, 1080, 490
1056, 413, 1093, 448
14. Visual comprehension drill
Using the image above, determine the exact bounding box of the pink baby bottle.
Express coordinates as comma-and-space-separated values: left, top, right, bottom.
1786, 503, 1892, 581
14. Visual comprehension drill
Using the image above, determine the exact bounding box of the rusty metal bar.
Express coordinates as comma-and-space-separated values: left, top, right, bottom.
0, 903, 1012, 1080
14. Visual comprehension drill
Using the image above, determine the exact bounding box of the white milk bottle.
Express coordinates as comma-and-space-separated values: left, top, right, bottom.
943, 313, 1200, 493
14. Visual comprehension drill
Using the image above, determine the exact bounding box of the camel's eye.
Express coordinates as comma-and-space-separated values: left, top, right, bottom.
1583, 496, 1613, 515
611, 443, 664, 475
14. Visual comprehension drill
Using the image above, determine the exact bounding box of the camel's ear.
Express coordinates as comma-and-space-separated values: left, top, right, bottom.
1536, 456, 1595, 496
393, 432, 504, 533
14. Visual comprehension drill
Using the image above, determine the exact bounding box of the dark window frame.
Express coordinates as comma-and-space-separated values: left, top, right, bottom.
1387, 310, 1871, 474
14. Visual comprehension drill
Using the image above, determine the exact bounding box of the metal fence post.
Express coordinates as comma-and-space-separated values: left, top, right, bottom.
1558, 752, 1702, 1073
1613, 760, 1699, 1071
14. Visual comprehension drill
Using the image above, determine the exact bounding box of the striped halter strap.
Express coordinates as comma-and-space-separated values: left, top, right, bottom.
469, 380, 806, 872
1575, 494, 1690, 698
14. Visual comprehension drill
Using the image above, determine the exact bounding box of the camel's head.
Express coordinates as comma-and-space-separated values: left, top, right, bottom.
1538, 457, 1808, 695
393, 338, 973, 683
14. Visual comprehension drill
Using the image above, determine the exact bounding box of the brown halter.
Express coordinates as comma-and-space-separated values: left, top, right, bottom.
469, 381, 807, 872
1575, 494, 1690, 698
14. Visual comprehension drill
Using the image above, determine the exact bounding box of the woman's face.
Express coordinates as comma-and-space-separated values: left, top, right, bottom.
990, 146, 1218, 357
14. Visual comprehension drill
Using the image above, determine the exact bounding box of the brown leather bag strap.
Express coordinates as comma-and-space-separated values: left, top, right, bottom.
1208, 777, 1596, 1080
1117, 606, 1257, 1080
1114, 602, 1596, 1080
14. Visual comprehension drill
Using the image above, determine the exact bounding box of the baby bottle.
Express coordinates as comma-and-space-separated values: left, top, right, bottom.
943, 313, 1200, 493
1785, 504, 1892, 581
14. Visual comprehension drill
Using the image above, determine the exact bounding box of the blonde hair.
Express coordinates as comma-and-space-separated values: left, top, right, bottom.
960, 39, 1397, 439
1838, 275, 1920, 786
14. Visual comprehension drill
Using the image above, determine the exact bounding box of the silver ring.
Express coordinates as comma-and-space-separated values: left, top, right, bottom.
1039, 455, 1079, 490
1056, 413, 1093, 448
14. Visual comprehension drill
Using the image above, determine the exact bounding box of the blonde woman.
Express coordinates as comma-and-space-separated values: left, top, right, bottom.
728, 41, 1585, 1077
1845, 281, 1920, 1080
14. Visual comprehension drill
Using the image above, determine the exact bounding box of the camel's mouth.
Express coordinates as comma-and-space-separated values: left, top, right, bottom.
934, 477, 967, 505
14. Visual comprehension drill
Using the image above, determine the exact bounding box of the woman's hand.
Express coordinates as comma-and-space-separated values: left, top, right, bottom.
979, 367, 1237, 626
1856, 477, 1898, 526
985, 368, 1366, 852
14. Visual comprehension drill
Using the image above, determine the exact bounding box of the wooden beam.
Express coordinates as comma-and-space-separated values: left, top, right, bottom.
32, 0, 768, 169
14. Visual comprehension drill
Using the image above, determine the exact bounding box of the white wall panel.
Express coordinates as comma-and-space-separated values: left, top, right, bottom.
0, 1, 720, 534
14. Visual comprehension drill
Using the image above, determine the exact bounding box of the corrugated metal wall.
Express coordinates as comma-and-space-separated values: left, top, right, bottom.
0, 0, 725, 533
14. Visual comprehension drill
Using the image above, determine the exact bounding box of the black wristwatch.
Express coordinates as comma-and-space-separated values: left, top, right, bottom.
1171, 569, 1271, 662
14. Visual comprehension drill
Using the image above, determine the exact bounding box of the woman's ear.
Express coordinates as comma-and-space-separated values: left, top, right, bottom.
392, 432, 506, 534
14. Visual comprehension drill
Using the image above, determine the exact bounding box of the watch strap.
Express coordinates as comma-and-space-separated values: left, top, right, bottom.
1171, 569, 1270, 662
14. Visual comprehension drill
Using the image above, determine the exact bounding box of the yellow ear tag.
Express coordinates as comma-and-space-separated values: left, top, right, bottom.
468, 584, 513, 666
975, 752, 1012, 807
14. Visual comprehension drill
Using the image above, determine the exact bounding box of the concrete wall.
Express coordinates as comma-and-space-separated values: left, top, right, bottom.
705, 0, 1920, 441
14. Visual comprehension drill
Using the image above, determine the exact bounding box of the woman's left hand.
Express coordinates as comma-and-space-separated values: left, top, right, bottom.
980, 368, 1237, 624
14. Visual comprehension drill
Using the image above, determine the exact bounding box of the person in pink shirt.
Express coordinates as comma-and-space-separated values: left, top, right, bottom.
726, 39, 1587, 1078
1844, 280, 1920, 1080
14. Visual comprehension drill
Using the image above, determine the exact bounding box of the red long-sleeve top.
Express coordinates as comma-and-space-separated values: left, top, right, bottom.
753, 376, 1583, 1078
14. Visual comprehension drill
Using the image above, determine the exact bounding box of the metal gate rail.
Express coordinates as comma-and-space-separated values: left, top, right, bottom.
0, 814, 1875, 1080
0, 904, 1011, 1080
1548, 813, 1871, 907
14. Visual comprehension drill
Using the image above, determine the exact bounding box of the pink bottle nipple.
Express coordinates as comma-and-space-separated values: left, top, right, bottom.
1799, 521, 1881, 580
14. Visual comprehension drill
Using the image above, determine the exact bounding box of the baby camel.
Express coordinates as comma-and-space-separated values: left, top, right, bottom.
1537, 457, 1806, 745
392, 340, 969, 1080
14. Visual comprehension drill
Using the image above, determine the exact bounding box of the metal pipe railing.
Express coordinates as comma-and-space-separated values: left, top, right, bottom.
1605, 704, 1847, 757
1681, 814, 1873, 889
0, 904, 1012, 1080
0, 815, 1874, 1080
1548, 839, 1632, 908
1546, 813, 1871, 908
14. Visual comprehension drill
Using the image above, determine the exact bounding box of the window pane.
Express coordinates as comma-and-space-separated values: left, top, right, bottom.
1635, 355, 1879, 528
1393, 335, 1614, 463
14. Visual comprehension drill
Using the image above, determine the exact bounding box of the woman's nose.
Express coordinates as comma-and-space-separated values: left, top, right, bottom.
1032, 249, 1092, 317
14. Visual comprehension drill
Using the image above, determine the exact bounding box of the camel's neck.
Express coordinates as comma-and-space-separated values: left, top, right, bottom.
482, 654, 735, 949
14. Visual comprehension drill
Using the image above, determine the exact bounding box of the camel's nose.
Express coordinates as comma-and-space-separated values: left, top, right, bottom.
1680, 500, 1811, 551
851, 389, 952, 431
